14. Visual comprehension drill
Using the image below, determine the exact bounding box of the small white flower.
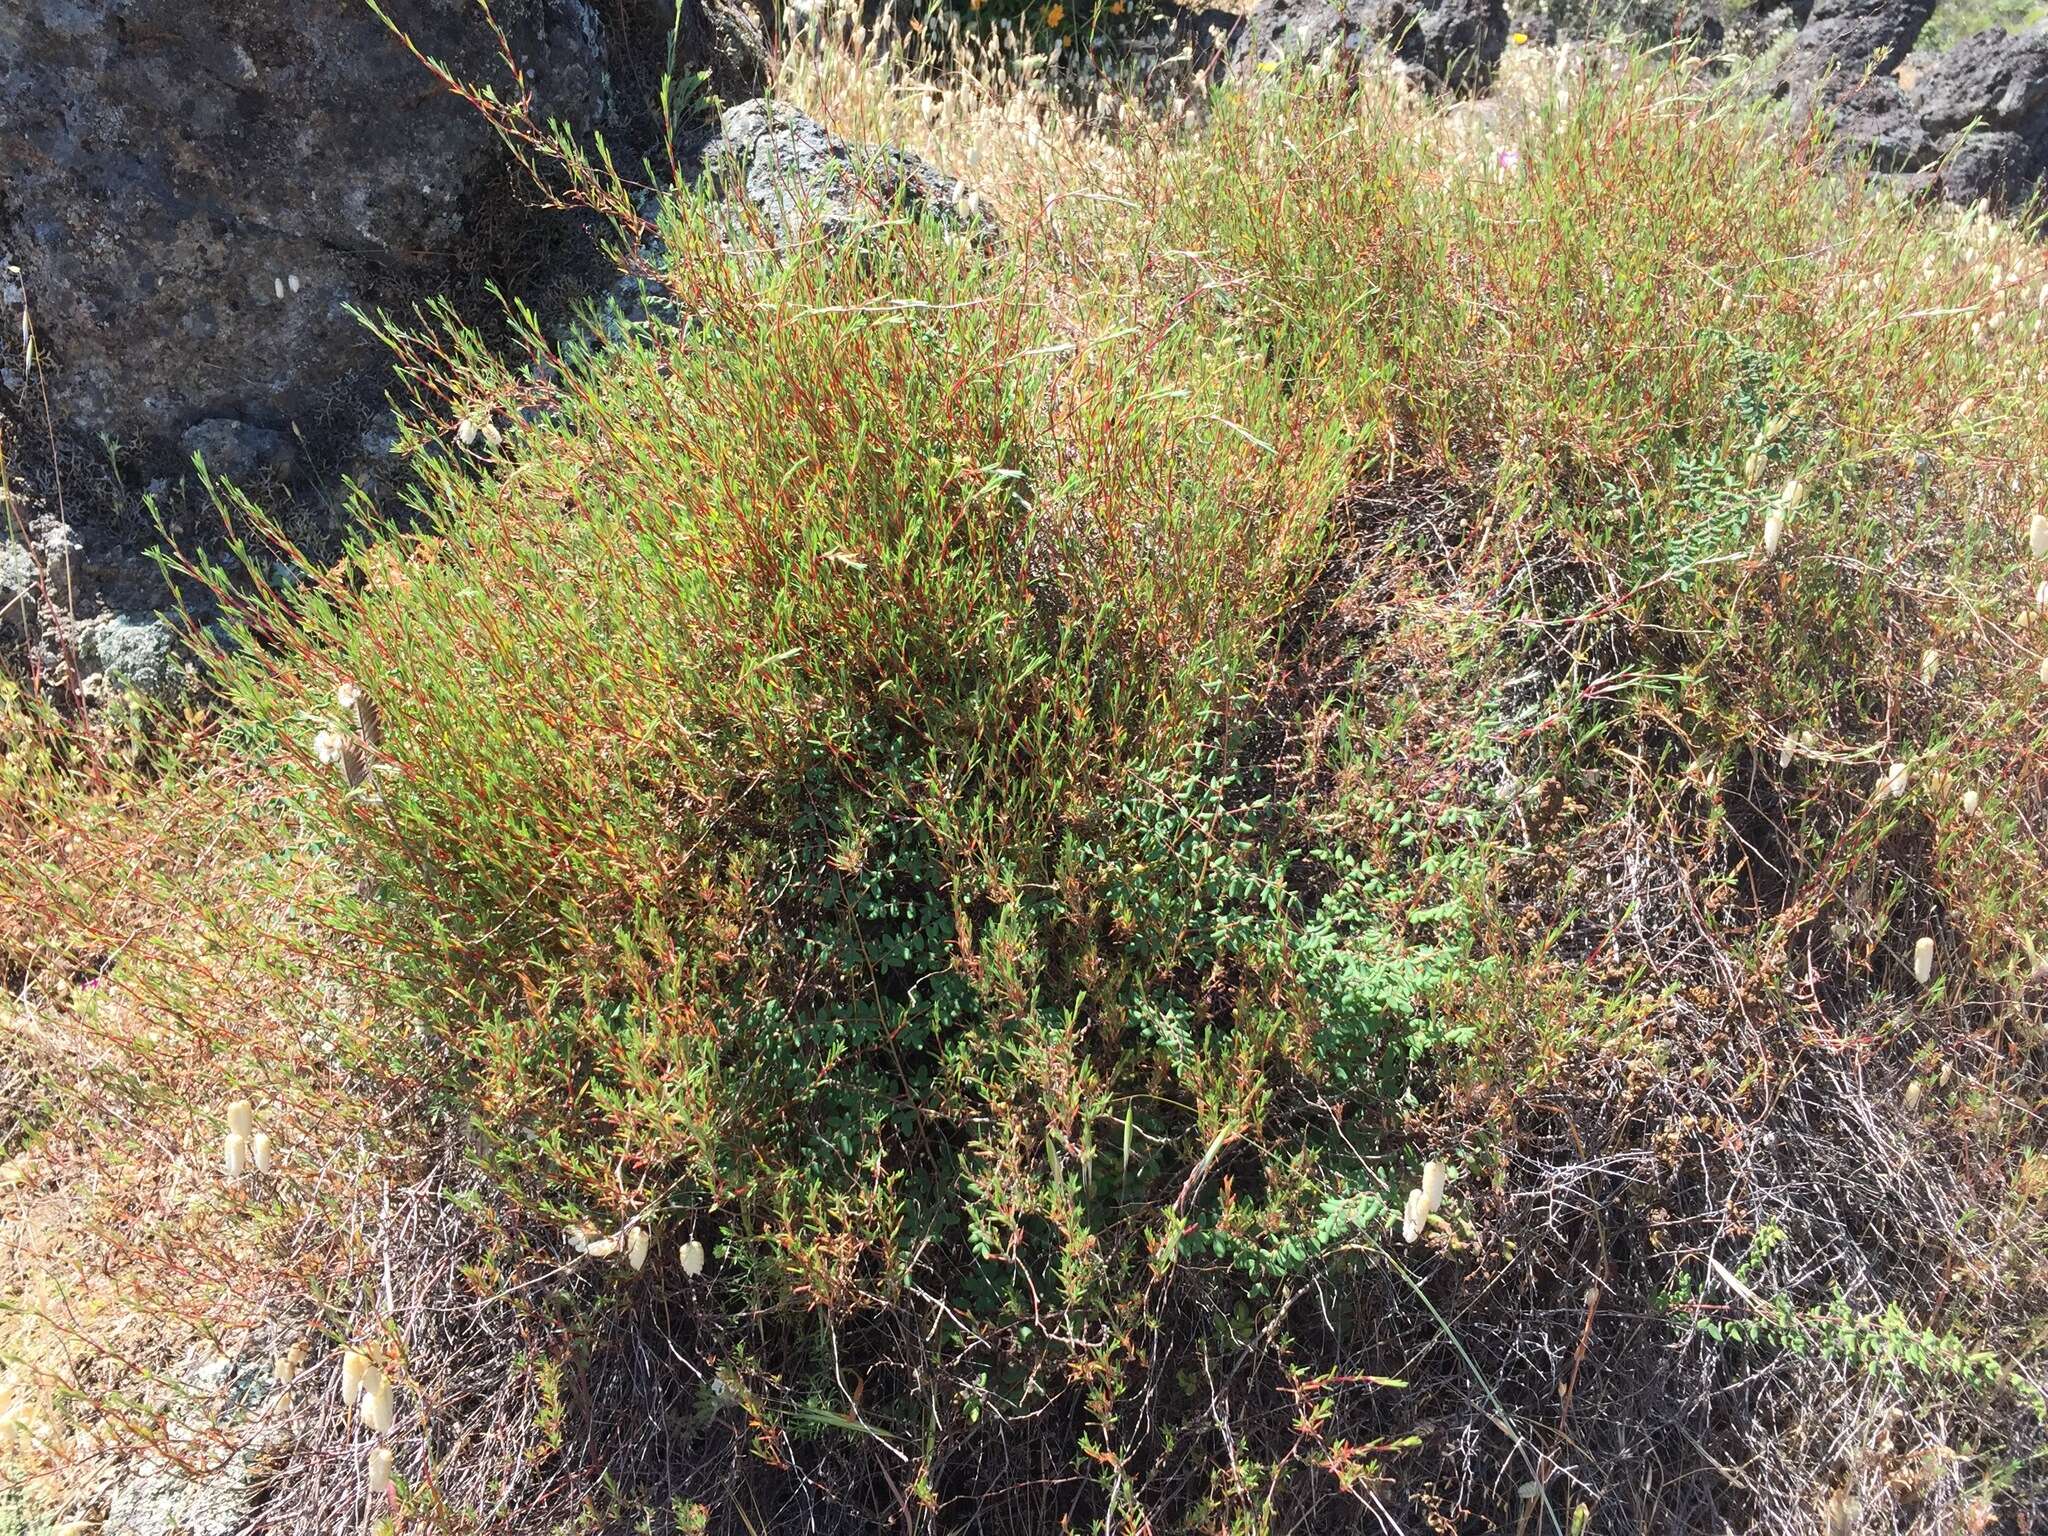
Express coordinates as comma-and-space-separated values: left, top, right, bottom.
367, 1446, 394, 1496
627, 1226, 651, 1271
680, 1239, 707, 1277
273, 277, 284, 300
288, 273, 301, 294
2031, 512, 2048, 560
1903, 1078, 1924, 1112
1763, 513, 1784, 557
340, 1349, 369, 1407
223, 1132, 249, 1177
1884, 761, 1909, 799
336, 682, 363, 710
1778, 737, 1795, 769
250, 1132, 273, 1174
2035, 579, 2048, 614
1961, 788, 1981, 816
565, 1226, 593, 1255
1913, 935, 1935, 986
1920, 648, 1939, 686
584, 1237, 619, 1259
314, 729, 347, 767
456, 414, 479, 448
226, 1099, 254, 1139
1780, 478, 1806, 509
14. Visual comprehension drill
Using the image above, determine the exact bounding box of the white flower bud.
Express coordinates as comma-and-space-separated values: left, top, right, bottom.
223, 1132, 249, 1177
1780, 478, 1805, 509
1913, 935, 1935, 986
1903, 1078, 1924, 1112
1763, 512, 1784, 557
584, 1237, 619, 1259
680, 1239, 706, 1277
1961, 789, 1980, 816
2036, 580, 2048, 614
250, 1132, 273, 1174
362, 1371, 394, 1434
1401, 1187, 1427, 1244
565, 1226, 592, 1255
226, 1099, 254, 1139
313, 729, 347, 767
627, 1227, 651, 1271
2032, 512, 2048, 560
1778, 738, 1795, 769
1420, 1159, 1448, 1215
367, 1446, 394, 1496
341, 1349, 369, 1407
1920, 648, 1939, 685
1884, 761, 1909, 799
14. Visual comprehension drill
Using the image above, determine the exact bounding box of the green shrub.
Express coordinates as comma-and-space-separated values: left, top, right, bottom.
174, 52, 2048, 1527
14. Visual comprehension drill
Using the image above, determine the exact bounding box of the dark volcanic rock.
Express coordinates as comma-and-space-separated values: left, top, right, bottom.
1913, 23, 2048, 133
1233, 0, 1511, 92
0, 0, 767, 671
0, 1, 607, 488
1781, 0, 1935, 81
1786, 12, 2048, 210
1827, 73, 1936, 170
1914, 23, 2048, 206
1770, 0, 2048, 210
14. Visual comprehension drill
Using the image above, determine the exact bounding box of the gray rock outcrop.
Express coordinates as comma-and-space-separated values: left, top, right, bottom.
1231, 0, 1512, 92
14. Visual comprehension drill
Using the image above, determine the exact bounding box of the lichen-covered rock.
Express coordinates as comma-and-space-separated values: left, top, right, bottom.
1232, 0, 1511, 91
72, 612, 195, 705
697, 100, 996, 251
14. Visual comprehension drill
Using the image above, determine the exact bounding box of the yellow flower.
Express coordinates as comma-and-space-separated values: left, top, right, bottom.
1511, 30, 1529, 43
1044, 3, 1063, 24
